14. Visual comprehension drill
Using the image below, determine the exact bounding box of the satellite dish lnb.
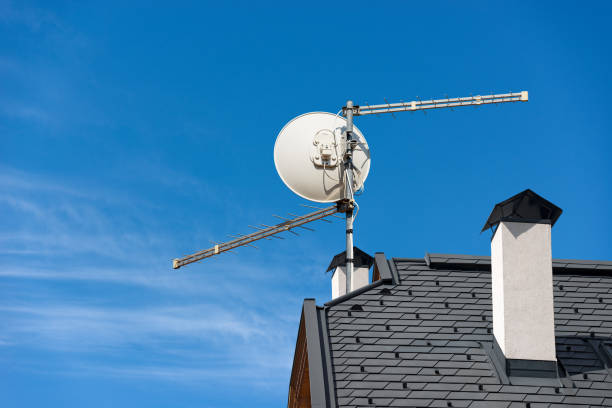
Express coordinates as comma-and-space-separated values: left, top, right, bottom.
274, 112, 371, 203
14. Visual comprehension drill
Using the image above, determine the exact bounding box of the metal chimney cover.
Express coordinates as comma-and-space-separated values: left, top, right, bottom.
482, 189, 563, 232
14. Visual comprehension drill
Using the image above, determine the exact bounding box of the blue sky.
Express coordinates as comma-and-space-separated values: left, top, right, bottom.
1, 1, 611, 407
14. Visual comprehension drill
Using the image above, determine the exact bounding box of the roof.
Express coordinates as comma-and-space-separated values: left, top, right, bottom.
481, 189, 563, 232
290, 253, 612, 408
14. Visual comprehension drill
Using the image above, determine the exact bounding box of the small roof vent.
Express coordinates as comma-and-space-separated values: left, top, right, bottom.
482, 189, 563, 232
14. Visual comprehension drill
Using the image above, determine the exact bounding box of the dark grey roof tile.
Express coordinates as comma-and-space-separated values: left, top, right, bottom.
412, 339, 451, 346
334, 372, 350, 380
368, 389, 408, 398
477, 376, 502, 384
357, 331, 393, 338
429, 400, 471, 408
408, 390, 451, 399
334, 324, 375, 331
390, 332, 430, 340
462, 384, 502, 392
415, 353, 455, 360
499, 385, 541, 394
505, 403, 529, 408
560, 395, 604, 405
576, 384, 612, 398
389, 398, 433, 407
521, 394, 565, 404
357, 344, 399, 352
540, 387, 578, 396
447, 340, 481, 348
470, 362, 493, 370
335, 396, 354, 405
434, 361, 474, 369
439, 376, 485, 384
363, 373, 405, 383
398, 359, 438, 368
372, 398, 395, 406
467, 402, 510, 408
427, 333, 465, 340
346, 380, 388, 389
467, 354, 490, 363
377, 335, 427, 343
390, 382, 426, 390
348, 396, 372, 405
418, 368, 459, 376
447, 391, 488, 400
338, 366, 365, 374
586, 380, 612, 389
485, 393, 526, 401
380, 366, 421, 375
362, 358, 399, 367
402, 375, 441, 383
365, 366, 386, 374
340, 350, 382, 359
343, 357, 366, 365
547, 404, 586, 408
424, 383, 465, 391
336, 387, 353, 397
458, 334, 493, 341
378, 351, 415, 359
337, 343, 360, 351
349, 388, 372, 397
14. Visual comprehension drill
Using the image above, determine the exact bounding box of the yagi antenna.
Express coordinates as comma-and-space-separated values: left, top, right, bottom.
173, 204, 341, 269
173, 90, 529, 293
348, 91, 528, 116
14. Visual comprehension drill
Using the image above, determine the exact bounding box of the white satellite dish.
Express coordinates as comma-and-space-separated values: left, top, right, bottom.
274, 112, 371, 203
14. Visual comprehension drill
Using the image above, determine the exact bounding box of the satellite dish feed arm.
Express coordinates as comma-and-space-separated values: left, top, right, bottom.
343, 91, 528, 117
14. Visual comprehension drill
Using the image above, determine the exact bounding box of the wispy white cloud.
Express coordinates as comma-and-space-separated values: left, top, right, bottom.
0, 301, 294, 386
0, 1, 62, 32
47, 361, 290, 390
0, 166, 312, 388
0, 165, 328, 287
0, 165, 154, 205
0, 2, 94, 134
0, 167, 170, 262
0, 303, 274, 348
0, 262, 310, 306
0, 103, 51, 122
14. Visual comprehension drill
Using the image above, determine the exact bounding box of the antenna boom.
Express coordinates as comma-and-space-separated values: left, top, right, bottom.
347, 91, 528, 116
173, 204, 340, 269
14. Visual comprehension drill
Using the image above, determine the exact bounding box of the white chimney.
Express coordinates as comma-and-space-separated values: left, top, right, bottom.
483, 189, 562, 376
328, 247, 373, 299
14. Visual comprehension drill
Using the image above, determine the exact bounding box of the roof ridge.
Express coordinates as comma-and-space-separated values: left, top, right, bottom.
421, 253, 612, 273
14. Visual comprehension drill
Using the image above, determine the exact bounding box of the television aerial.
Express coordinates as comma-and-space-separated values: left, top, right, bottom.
173, 91, 528, 292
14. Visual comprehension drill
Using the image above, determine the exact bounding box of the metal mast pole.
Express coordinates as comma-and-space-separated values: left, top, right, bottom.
344, 100, 355, 294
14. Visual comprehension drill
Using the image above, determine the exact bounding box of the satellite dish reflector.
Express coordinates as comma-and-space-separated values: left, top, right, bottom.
274, 112, 371, 203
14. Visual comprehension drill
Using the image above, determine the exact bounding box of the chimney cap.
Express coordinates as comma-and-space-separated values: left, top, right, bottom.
482, 189, 563, 232
326, 247, 374, 272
